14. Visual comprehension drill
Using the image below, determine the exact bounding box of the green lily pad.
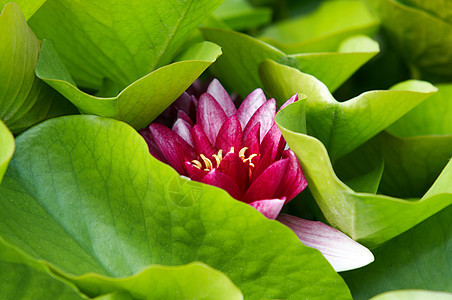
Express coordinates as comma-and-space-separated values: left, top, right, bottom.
0, 3, 77, 134
0, 120, 14, 184
0, 0, 46, 20
201, 27, 379, 96
0, 115, 351, 299
363, 0, 452, 81
260, 59, 437, 161
28, 0, 225, 91
370, 290, 452, 300
259, 0, 379, 54
342, 206, 452, 299
213, 0, 272, 30
275, 99, 452, 247
0, 237, 88, 300
36, 40, 222, 129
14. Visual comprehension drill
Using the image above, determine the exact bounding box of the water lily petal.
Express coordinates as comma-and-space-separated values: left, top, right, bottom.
217, 152, 249, 196
177, 110, 193, 126
277, 150, 307, 203
215, 115, 243, 154
244, 122, 261, 156
236, 88, 267, 128
148, 123, 195, 174
277, 214, 375, 272
278, 93, 298, 112
243, 98, 276, 142
207, 79, 237, 117
197, 93, 228, 144
191, 125, 217, 157
202, 169, 241, 200
243, 158, 289, 203
249, 198, 285, 219
185, 161, 207, 182
172, 118, 194, 147
139, 128, 168, 164
174, 92, 198, 121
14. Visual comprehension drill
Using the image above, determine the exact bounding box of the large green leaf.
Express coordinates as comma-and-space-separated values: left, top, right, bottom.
28, 0, 225, 91
0, 3, 77, 134
0, 0, 46, 20
342, 206, 452, 299
0, 237, 88, 300
363, 0, 452, 81
202, 27, 379, 96
371, 290, 452, 300
36, 40, 222, 129
0, 115, 351, 299
275, 100, 452, 247
0, 120, 14, 184
260, 59, 437, 161
259, 0, 379, 54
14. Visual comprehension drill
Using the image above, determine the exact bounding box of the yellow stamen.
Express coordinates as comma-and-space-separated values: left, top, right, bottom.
212, 153, 221, 168
191, 160, 202, 169
200, 154, 213, 170
228, 146, 235, 154
238, 147, 248, 159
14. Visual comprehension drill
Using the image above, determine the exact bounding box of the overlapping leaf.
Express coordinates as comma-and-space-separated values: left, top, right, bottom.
0, 0, 46, 20
0, 3, 76, 134
342, 206, 452, 299
0, 121, 14, 184
0, 115, 351, 299
36, 40, 222, 129
213, 0, 272, 30
28, 0, 225, 91
202, 27, 379, 96
370, 290, 452, 300
260, 59, 437, 161
274, 98, 452, 247
259, 0, 379, 53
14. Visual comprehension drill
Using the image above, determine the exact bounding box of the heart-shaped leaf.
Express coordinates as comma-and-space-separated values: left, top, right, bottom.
28, 0, 225, 91
201, 27, 379, 96
275, 99, 452, 247
0, 115, 351, 299
0, 3, 77, 134
260, 59, 437, 161
259, 0, 379, 53
36, 40, 222, 129
342, 206, 452, 299
0, 120, 14, 183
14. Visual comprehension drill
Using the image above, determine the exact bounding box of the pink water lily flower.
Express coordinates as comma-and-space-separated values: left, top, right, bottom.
140, 79, 374, 272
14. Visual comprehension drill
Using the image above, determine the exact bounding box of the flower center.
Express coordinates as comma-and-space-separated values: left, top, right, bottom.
191, 146, 257, 171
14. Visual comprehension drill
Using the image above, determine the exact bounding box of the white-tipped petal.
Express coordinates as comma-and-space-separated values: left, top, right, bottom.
277, 214, 374, 272
249, 198, 285, 220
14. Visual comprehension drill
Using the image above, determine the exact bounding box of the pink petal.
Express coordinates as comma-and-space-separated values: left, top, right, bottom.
185, 161, 207, 182
177, 110, 193, 126
207, 79, 237, 117
191, 125, 217, 158
139, 128, 168, 164
249, 198, 285, 219
202, 169, 241, 200
215, 115, 243, 154
174, 92, 197, 121
278, 93, 298, 112
197, 93, 228, 144
276, 150, 307, 203
217, 152, 249, 196
236, 88, 267, 128
244, 123, 261, 157
277, 214, 375, 272
243, 158, 289, 203
148, 124, 195, 174
172, 119, 194, 147
243, 99, 276, 142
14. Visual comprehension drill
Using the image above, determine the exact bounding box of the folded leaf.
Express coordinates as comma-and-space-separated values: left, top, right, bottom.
36, 40, 222, 129
275, 99, 452, 247
0, 3, 76, 134
370, 290, 452, 300
213, 0, 272, 30
0, 120, 14, 183
0, 0, 46, 20
0, 115, 351, 299
260, 59, 437, 161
